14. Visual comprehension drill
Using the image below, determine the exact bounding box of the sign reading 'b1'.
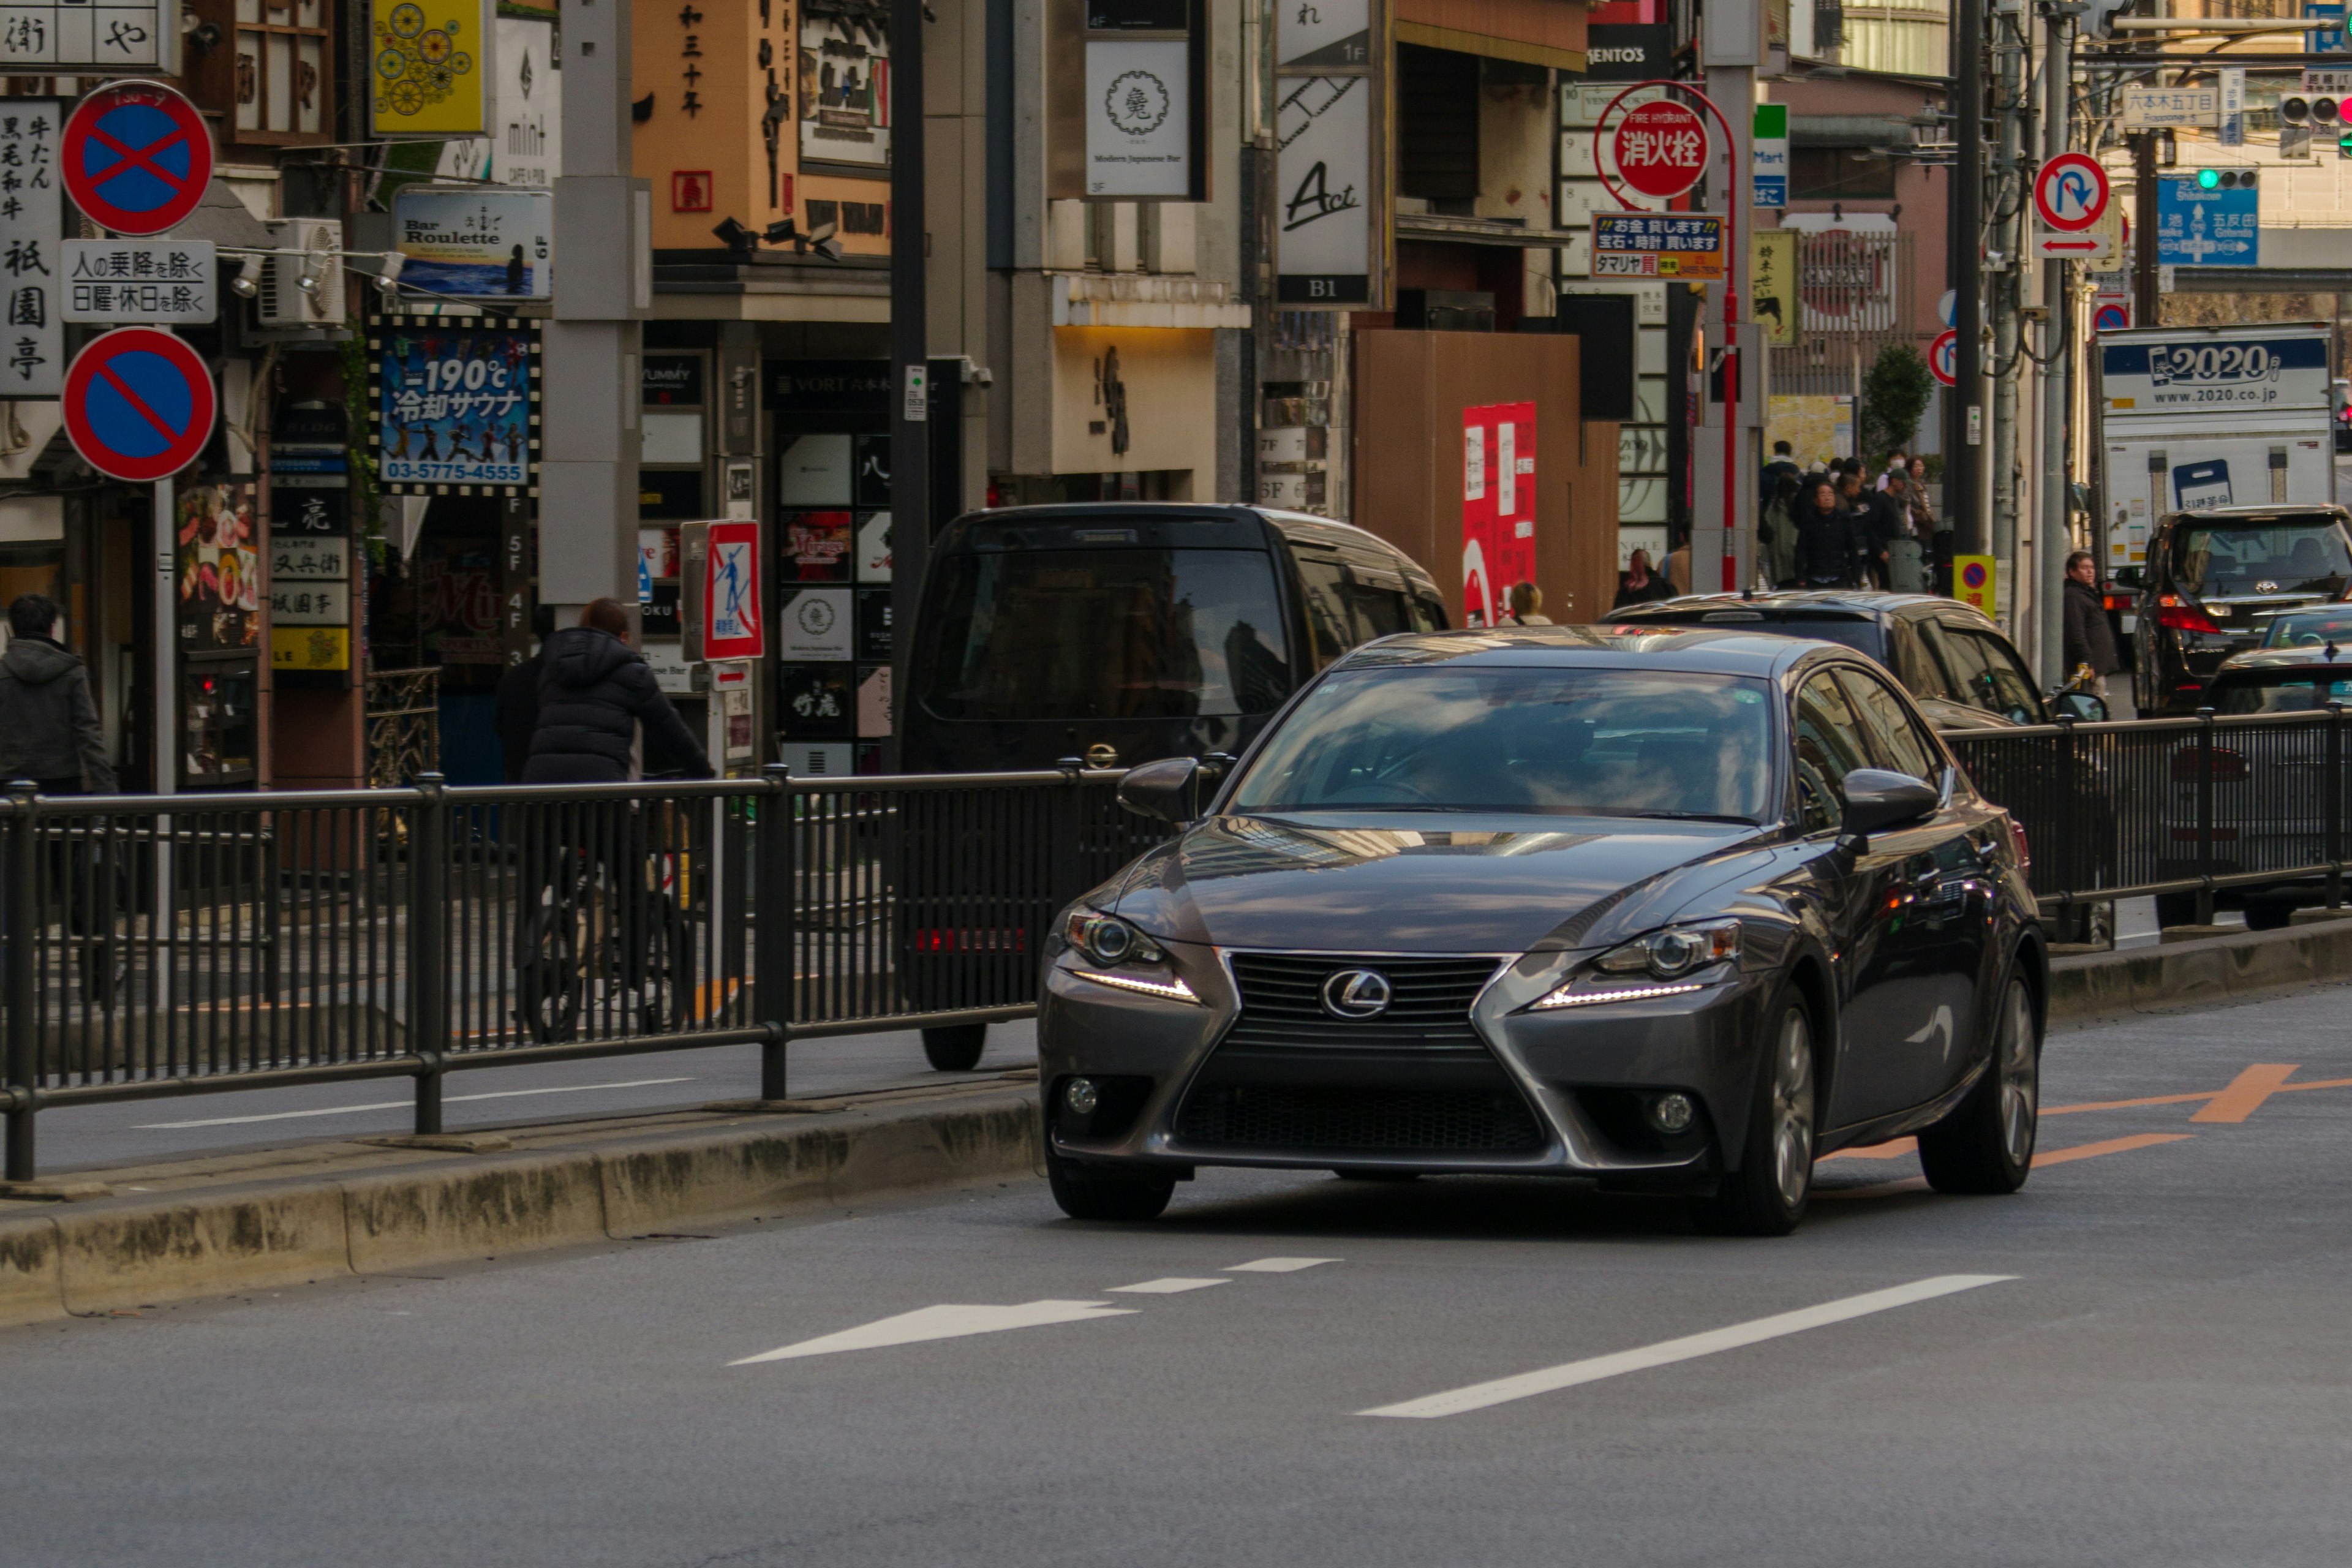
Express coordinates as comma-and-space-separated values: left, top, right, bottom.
1611, 100, 1709, 200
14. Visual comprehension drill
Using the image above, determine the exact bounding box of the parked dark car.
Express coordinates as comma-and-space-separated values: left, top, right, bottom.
1037, 626, 2046, 1235
899, 503, 1447, 1070
2134, 503, 2352, 715
1606, 591, 2105, 729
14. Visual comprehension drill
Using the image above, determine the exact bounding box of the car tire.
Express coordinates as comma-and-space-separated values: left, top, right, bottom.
1918, 970, 2039, 1196
2154, 891, 2201, 930
1695, 982, 1817, 1237
1046, 1144, 1175, 1221
921, 1023, 989, 1071
2244, 902, 2293, 932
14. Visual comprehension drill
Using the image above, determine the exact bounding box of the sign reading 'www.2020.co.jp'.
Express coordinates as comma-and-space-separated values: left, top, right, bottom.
1590, 213, 1726, 281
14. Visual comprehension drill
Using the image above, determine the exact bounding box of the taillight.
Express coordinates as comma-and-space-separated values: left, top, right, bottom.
2169, 747, 2249, 781
912, 927, 1029, 954
2155, 603, 2222, 634
2102, 593, 2135, 612
2007, 818, 2030, 870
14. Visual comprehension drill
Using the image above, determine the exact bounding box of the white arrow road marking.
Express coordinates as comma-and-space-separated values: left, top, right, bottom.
1109, 1277, 1230, 1294
1224, 1257, 1341, 1273
1359, 1274, 2016, 1419
730, 1301, 1137, 1365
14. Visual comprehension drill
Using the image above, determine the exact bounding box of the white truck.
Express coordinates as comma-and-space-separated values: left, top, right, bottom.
2096, 322, 2338, 578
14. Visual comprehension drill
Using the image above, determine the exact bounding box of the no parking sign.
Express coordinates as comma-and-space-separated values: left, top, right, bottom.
62, 326, 216, 481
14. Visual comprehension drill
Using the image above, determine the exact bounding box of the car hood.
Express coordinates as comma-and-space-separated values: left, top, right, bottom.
1107, 812, 1770, 954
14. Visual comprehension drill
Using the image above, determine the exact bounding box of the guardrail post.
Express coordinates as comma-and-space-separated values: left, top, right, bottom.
2054, 717, 2077, 910
756, 764, 792, 1101
409, 774, 449, 1136
2196, 707, 2217, 928
1051, 756, 1084, 913
4, 782, 37, 1182
2331, 703, 2345, 911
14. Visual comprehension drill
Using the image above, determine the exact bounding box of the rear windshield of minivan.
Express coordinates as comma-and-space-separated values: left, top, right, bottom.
919, 548, 1292, 721
2174, 517, 2352, 597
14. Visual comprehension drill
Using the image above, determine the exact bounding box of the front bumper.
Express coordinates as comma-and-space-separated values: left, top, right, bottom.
1036, 944, 1777, 1183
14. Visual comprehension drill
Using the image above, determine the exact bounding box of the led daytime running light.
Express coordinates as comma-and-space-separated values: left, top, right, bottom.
1072, 968, 1202, 1005
1531, 981, 1706, 1010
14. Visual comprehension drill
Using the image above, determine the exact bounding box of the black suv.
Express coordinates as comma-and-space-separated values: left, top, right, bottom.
1608, 591, 2103, 728
2134, 503, 2352, 715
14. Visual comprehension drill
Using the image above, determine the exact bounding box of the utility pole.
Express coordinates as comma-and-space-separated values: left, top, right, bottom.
1989, 0, 2026, 627
2037, 9, 2075, 684
543, 0, 649, 623
887, 0, 929, 771
1951, 0, 1986, 556
2132, 131, 2160, 328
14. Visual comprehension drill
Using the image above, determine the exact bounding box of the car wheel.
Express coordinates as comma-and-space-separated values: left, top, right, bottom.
921, 1023, 989, 1071
1697, 984, 1816, 1237
1918, 971, 2039, 1196
2244, 902, 2293, 932
2154, 891, 2201, 930
1045, 1144, 1175, 1221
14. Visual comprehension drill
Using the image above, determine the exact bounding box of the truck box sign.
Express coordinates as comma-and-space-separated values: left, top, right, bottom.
2100, 332, 2331, 414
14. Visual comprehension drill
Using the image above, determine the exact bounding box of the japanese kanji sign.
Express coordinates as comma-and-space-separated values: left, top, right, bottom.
0, 0, 170, 73
1610, 99, 1708, 200
61, 238, 213, 322
61, 80, 209, 235
0, 102, 59, 396
1591, 213, 1726, 281
368, 314, 540, 496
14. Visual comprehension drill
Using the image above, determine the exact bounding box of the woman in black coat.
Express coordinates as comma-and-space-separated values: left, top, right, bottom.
522, 598, 712, 783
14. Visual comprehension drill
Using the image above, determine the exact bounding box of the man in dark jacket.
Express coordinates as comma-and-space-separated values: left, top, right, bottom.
2061, 549, 2122, 696
522, 598, 710, 783
1793, 481, 1855, 586
0, 594, 115, 795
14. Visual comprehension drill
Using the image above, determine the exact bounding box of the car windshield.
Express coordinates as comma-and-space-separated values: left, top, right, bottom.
919, 548, 1292, 721
2260, 608, 2352, 647
1621, 611, 1885, 661
2211, 669, 2352, 714
2173, 519, 2352, 598
1227, 667, 1777, 820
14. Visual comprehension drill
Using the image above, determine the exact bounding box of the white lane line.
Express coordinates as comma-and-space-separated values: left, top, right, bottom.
1224, 1257, 1341, 1273
1360, 1274, 2016, 1419
134, 1077, 698, 1129
1108, 1277, 1230, 1295
730, 1301, 1136, 1365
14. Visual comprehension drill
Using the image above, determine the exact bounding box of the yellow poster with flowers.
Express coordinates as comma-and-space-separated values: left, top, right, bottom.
371, 0, 489, 137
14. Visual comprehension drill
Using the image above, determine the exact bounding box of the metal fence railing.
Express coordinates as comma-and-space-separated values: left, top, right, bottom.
0, 764, 1170, 1182
1942, 706, 2351, 921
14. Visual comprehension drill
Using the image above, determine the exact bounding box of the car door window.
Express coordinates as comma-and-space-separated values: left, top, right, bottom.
1951, 629, 2045, 723
1344, 565, 1414, 641
1892, 620, 1958, 703
1409, 593, 1446, 631
1293, 554, 1353, 669
1836, 667, 1939, 781
1929, 624, 2002, 716
1792, 671, 1874, 834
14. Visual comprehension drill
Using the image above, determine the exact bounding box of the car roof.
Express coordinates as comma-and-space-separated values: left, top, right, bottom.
1325, 624, 1862, 680
1609, 589, 1993, 625
935, 502, 1435, 584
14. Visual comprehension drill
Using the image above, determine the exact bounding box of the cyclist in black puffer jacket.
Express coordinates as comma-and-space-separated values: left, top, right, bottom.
522, 598, 710, 784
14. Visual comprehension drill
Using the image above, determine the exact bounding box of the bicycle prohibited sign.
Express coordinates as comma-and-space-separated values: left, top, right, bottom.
62, 326, 216, 481
61, 81, 212, 236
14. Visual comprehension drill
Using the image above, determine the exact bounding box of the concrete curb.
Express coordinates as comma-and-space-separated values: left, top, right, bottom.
9, 919, 2352, 1330
0, 1090, 1044, 1330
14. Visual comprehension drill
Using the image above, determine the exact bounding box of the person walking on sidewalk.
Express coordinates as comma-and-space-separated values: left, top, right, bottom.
2061, 549, 2122, 697
0, 594, 115, 796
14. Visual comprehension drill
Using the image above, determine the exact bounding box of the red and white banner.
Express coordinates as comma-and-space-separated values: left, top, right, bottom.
1462, 402, 1537, 627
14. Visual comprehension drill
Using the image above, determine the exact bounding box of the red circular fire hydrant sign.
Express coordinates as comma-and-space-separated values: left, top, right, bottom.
1611, 100, 1710, 200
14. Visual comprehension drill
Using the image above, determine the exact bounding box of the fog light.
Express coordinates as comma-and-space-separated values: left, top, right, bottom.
1064, 1077, 1101, 1117
1648, 1092, 1696, 1134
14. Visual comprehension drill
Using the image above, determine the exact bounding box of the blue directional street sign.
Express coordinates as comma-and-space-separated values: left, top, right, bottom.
2157, 175, 2259, 268
2306, 2, 2346, 55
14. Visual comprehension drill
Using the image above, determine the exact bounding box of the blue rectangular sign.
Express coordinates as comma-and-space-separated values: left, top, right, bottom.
2156, 176, 2259, 268
2307, 2, 2346, 53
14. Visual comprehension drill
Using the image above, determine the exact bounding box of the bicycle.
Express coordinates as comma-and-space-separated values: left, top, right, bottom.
514, 802, 695, 1043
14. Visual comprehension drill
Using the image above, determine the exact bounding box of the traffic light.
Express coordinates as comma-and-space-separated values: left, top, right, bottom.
2192, 168, 2260, 190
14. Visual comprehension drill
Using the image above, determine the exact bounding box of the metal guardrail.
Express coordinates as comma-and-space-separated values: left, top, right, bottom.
1942, 706, 2352, 921
0, 764, 1169, 1182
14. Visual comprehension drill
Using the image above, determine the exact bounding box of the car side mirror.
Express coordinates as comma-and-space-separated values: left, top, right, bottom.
1841, 767, 1940, 838
1117, 756, 1200, 823
2054, 690, 2108, 723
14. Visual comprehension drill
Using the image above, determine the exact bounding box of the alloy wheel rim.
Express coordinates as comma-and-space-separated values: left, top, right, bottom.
1771, 1010, 1815, 1208
1998, 979, 2038, 1164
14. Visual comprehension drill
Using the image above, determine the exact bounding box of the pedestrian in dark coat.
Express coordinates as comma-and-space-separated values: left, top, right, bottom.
1836, 473, 1881, 587
522, 598, 710, 783
2061, 549, 2122, 694
0, 594, 115, 794
1793, 482, 1855, 586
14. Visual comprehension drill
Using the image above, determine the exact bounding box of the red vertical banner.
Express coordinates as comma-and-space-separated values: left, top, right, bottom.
1463, 402, 1537, 627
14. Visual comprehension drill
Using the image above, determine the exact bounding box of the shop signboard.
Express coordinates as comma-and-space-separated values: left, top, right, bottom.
799, 0, 891, 169
369, 314, 540, 495
392, 186, 552, 299
1460, 402, 1535, 629
271, 581, 352, 626
432, 14, 562, 187
1085, 37, 1191, 196
1749, 229, 1798, 346
1276, 0, 1367, 69
0, 103, 62, 398
0, 0, 173, 71
1275, 74, 1370, 303
371, 0, 491, 138
61, 238, 214, 323
1591, 213, 1727, 281
176, 481, 261, 652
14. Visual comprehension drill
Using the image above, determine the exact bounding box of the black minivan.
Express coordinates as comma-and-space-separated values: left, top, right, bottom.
898, 503, 1448, 1069
903, 503, 1449, 772
2135, 504, 2352, 715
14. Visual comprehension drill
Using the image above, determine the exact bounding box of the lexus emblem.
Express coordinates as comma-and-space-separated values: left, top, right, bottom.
1321, 968, 1393, 1019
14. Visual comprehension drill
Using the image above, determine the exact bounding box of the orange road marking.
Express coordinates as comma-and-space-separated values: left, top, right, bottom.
2043, 1090, 2216, 1116
2283, 1076, 2352, 1094
1822, 1137, 1917, 1161
2191, 1063, 2300, 1125
1816, 1176, 1929, 1200
2032, 1132, 2193, 1167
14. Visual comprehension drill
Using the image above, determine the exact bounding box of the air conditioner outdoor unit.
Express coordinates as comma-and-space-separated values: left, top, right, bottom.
258, 219, 345, 328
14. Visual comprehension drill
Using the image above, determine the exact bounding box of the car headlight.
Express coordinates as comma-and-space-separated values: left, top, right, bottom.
1528, 920, 1739, 1011
1063, 910, 1165, 968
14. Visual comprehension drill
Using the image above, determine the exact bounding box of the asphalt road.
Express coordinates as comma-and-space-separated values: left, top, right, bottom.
9, 984, 2352, 1567
37, 1020, 1040, 1172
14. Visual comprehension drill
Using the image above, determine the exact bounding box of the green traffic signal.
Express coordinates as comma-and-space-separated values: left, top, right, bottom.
2196, 168, 2220, 189
2340, 131, 2352, 157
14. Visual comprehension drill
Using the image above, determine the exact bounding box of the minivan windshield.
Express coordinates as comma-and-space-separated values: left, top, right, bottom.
2173, 518, 2352, 598
920, 548, 1292, 721
1228, 667, 1777, 820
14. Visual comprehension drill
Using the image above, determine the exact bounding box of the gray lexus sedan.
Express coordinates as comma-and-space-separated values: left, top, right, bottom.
1036, 627, 2046, 1235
